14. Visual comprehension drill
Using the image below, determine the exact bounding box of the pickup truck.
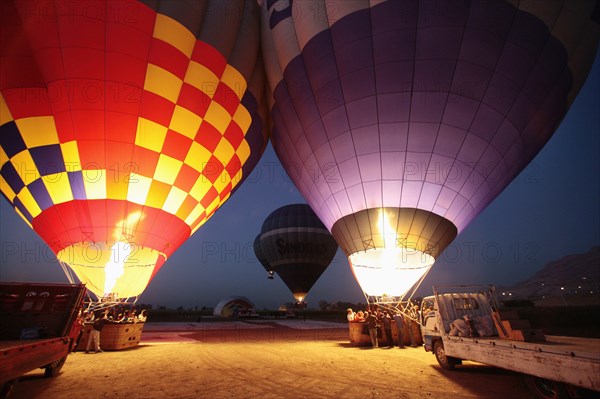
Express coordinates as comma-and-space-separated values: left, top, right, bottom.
421, 285, 600, 399
0, 282, 86, 397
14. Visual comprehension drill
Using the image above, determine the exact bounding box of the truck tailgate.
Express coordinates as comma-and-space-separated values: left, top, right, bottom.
444, 335, 600, 391
0, 338, 71, 384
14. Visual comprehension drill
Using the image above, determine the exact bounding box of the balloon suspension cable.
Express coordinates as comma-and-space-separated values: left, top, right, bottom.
361, 264, 434, 325
58, 260, 78, 284
58, 261, 140, 310
405, 263, 434, 304
83, 294, 140, 313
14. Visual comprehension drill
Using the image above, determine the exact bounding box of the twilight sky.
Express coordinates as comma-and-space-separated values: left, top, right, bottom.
1, 52, 598, 310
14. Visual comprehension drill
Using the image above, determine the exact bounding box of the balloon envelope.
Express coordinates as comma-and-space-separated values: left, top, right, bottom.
256, 204, 338, 304
261, 0, 600, 297
0, 0, 268, 300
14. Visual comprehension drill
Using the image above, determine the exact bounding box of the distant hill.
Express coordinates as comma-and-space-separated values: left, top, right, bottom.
500, 246, 600, 306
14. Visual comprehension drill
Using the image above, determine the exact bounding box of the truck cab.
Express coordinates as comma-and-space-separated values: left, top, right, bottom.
420, 288, 498, 354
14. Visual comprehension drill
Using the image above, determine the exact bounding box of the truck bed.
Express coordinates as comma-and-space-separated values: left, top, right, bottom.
0, 282, 86, 386
443, 334, 600, 391
0, 337, 71, 383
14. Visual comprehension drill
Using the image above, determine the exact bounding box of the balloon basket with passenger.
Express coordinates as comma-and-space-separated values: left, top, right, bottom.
347, 260, 430, 348
75, 321, 144, 352
348, 298, 424, 348
70, 283, 147, 352
75, 296, 147, 352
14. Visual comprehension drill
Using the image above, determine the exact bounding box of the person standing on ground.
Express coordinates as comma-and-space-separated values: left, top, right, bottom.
86, 310, 108, 353
393, 312, 405, 348
382, 312, 393, 348
409, 319, 418, 347
365, 311, 379, 348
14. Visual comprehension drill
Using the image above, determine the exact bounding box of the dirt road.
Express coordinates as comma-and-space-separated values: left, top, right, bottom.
8, 321, 535, 399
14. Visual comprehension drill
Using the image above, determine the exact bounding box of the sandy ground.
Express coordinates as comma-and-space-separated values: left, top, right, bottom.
9, 320, 535, 399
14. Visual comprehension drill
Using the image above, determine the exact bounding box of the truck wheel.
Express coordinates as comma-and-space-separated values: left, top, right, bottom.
433, 341, 458, 370
44, 356, 67, 378
523, 375, 569, 399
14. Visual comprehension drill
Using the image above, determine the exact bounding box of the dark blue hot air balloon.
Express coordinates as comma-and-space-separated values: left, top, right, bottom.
255, 204, 338, 305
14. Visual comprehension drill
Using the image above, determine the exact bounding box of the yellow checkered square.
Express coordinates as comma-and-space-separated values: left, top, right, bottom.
184, 61, 220, 96
146, 179, 171, 209
16, 186, 42, 218
144, 64, 183, 103
11, 150, 39, 185
220, 65, 246, 100
163, 185, 187, 215
60, 141, 82, 171
154, 154, 182, 185
212, 169, 231, 194
185, 202, 205, 226
235, 140, 251, 164
135, 118, 168, 152
184, 141, 212, 172
189, 176, 212, 202
175, 195, 196, 221
204, 196, 220, 217
169, 105, 202, 139
214, 139, 235, 165
126, 174, 153, 205
153, 14, 195, 57
106, 173, 129, 200
204, 101, 231, 133
43, 172, 73, 204
15, 116, 59, 148
83, 169, 107, 200
232, 105, 252, 133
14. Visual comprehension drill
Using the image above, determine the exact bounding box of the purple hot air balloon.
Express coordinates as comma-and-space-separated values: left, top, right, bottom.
260, 0, 600, 299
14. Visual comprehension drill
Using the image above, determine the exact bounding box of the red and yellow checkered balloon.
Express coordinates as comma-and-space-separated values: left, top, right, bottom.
0, 0, 267, 299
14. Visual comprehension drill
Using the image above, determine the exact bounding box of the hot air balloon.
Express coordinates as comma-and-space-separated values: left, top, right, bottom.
0, 0, 268, 302
261, 0, 600, 301
255, 204, 338, 305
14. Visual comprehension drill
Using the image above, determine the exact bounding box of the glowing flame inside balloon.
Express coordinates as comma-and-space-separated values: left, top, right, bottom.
103, 241, 131, 296
349, 212, 435, 297
102, 211, 144, 297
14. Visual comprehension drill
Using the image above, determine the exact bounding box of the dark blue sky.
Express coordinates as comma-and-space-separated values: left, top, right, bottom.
1, 52, 598, 310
